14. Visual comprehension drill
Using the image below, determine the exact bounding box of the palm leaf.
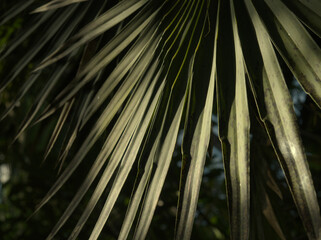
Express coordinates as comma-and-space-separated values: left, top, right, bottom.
1, 0, 321, 239
240, 0, 321, 238
216, 1, 250, 238
32, 0, 89, 13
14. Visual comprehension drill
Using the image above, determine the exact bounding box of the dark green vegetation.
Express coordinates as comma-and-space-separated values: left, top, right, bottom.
1, 0, 321, 239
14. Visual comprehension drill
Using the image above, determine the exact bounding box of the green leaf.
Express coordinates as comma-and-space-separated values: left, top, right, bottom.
0, 11, 54, 60
282, 0, 321, 38
0, 4, 82, 93
118, 133, 160, 240
256, 0, 321, 109
1, 1, 321, 239
0, 0, 35, 25
243, 0, 321, 238
32, 0, 88, 13
82, 22, 160, 125
216, 0, 250, 239
86, 72, 163, 240
35, 0, 150, 71
133, 98, 185, 240
176, 1, 216, 239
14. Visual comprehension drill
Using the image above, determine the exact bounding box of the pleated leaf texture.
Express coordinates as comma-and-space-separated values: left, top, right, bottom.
1, 0, 321, 239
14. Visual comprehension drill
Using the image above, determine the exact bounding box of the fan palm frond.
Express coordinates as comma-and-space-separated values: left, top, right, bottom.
1, 0, 321, 239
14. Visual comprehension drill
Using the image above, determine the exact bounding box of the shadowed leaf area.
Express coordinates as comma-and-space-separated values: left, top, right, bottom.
0, 0, 321, 239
